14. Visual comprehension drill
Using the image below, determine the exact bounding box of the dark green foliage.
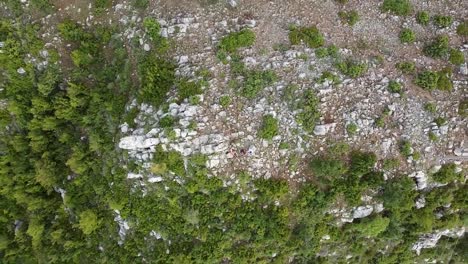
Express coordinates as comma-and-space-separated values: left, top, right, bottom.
449, 49, 465, 65
399, 28, 415, 43
434, 116, 447, 126
388, 80, 402, 94
258, 114, 279, 140
296, 90, 320, 132
433, 15, 453, 28
336, 60, 367, 78
436, 69, 453, 91
218, 29, 256, 53
31, 0, 54, 12
423, 35, 449, 58
459, 100, 468, 117
338, 10, 360, 26
289, 26, 325, 48
349, 151, 377, 176
133, 0, 149, 9
346, 123, 358, 135
396, 61, 415, 74
138, 57, 176, 107
351, 216, 390, 237
415, 70, 439, 90
424, 102, 437, 114
456, 21, 468, 36
310, 157, 347, 180
399, 140, 412, 157
241, 70, 276, 98
382, 177, 417, 212
177, 79, 203, 102
382, 158, 400, 171
58, 20, 91, 42
432, 163, 462, 183
153, 146, 185, 175
159, 115, 176, 128
382, 0, 412, 16
416, 11, 430, 25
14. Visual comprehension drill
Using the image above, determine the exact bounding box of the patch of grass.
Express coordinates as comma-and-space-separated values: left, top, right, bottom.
133, 0, 149, 9
436, 68, 453, 91
399, 28, 415, 43
456, 21, 468, 36
424, 102, 437, 114
258, 114, 279, 140
279, 142, 289, 149
338, 10, 360, 26
159, 115, 176, 128
219, 95, 231, 107
317, 71, 340, 84
414, 70, 439, 90
382, 158, 400, 171
388, 80, 402, 94
433, 15, 453, 28
428, 131, 438, 142
416, 11, 430, 26
375, 116, 385, 128
382, 0, 412, 16
459, 100, 468, 117
178, 80, 203, 102
282, 84, 299, 103
273, 43, 290, 52
399, 140, 412, 157
423, 35, 449, 58
396, 61, 415, 74
218, 29, 256, 53
296, 90, 320, 132
434, 117, 447, 126
449, 49, 465, 65
315, 45, 339, 59
336, 60, 367, 78
289, 26, 325, 48
346, 123, 358, 135
240, 69, 277, 98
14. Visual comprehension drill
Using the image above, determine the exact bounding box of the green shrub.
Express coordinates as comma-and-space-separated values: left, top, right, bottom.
336, 60, 367, 78
375, 116, 385, 128
459, 100, 468, 117
436, 69, 453, 91
382, 0, 412, 16
338, 10, 360, 26
449, 49, 465, 65
383, 158, 400, 170
424, 102, 437, 114
296, 90, 320, 132
433, 15, 453, 28
334, 0, 348, 4
315, 47, 329, 58
382, 176, 417, 212
133, 0, 149, 8
258, 114, 279, 140
310, 157, 347, 180
388, 80, 402, 94
317, 71, 340, 84
58, 20, 91, 42
432, 163, 462, 183
423, 35, 449, 58
396, 61, 415, 74
289, 26, 325, 48
399, 28, 415, 43
415, 70, 439, 90
456, 21, 468, 36
428, 131, 438, 142
177, 80, 203, 102
219, 29, 256, 53
78, 210, 100, 235
346, 123, 358, 135
416, 11, 430, 25
241, 70, 276, 98
434, 117, 447, 126
349, 151, 377, 176
399, 140, 412, 157
351, 216, 390, 237
219, 95, 231, 107
159, 115, 175, 128
153, 146, 185, 175
138, 58, 176, 107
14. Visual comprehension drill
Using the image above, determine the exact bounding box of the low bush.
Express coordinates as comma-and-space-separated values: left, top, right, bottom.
433, 15, 453, 28
289, 26, 325, 48
416, 11, 430, 26
317, 71, 340, 84
219, 29, 256, 53
336, 60, 367, 78
351, 216, 390, 237
296, 90, 320, 132
396, 61, 415, 74
382, 158, 400, 170
219, 95, 231, 107
432, 163, 462, 183
423, 35, 449, 58
258, 114, 279, 140
153, 146, 185, 176
382, 0, 412, 16
424, 102, 437, 114
388, 80, 402, 94
399, 28, 415, 43
428, 131, 438, 142
159, 115, 176, 128
310, 157, 347, 180
415, 70, 439, 90
346, 123, 358, 135
459, 100, 468, 117
456, 21, 468, 36
338, 10, 360, 26
399, 140, 412, 157
241, 69, 276, 98
449, 49, 465, 65
177, 79, 203, 102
